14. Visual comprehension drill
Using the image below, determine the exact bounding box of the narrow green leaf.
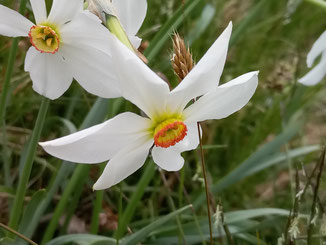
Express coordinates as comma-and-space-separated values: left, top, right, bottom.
18, 190, 46, 236
121, 205, 192, 245
45, 234, 116, 245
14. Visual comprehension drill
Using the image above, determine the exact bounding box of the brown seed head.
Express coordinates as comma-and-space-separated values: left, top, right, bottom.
172, 32, 194, 82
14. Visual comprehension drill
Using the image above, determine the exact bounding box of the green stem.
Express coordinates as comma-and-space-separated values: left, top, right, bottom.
8, 97, 50, 235
197, 122, 213, 245
305, 0, 326, 9
106, 15, 134, 51
114, 162, 156, 238
40, 164, 90, 244
90, 164, 105, 234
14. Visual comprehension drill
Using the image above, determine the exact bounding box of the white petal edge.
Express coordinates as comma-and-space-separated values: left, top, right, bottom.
112, 0, 147, 36
169, 22, 232, 114
299, 52, 326, 86
151, 122, 199, 171
24, 47, 73, 99
93, 138, 153, 190
110, 36, 170, 119
30, 0, 47, 24
40, 112, 152, 164
48, 0, 83, 25
307, 31, 326, 68
0, 4, 33, 37
184, 71, 259, 123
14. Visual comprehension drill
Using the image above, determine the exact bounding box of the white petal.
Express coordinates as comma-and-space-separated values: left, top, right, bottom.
299, 52, 326, 86
184, 71, 258, 123
169, 22, 232, 113
48, 0, 83, 25
93, 138, 153, 190
307, 31, 326, 68
24, 47, 73, 99
151, 122, 199, 171
60, 43, 121, 98
0, 4, 33, 37
30, 0, 47, 24
110, 36, 170, 119
40, 112, 152, 164
60, 11, 113, 54
112, 0, 147, 36
128, 35, 142, 49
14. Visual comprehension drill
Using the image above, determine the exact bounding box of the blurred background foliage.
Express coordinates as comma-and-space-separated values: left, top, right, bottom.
0, 0, 326, 244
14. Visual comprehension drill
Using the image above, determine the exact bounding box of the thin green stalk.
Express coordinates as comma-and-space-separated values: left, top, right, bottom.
8, 97, 49, 236
40, 164, 91, 244
90, 164, 105, 234
197, 122, 213, 245
159, 170, 186, 244
178, 167, 185, 208
305, 0, 326, 9
0, 223, 37, 245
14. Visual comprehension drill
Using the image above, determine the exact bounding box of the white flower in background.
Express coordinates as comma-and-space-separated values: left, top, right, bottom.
40, 23, 259, 190
299, 31, 326, 86
0, 0, 122, 99
86, 0, 147, 48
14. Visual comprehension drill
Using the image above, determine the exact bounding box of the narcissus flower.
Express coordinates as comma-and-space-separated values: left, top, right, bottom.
299, 31, 326, 86
40, 23, 259, 190
0, 0, 121, 99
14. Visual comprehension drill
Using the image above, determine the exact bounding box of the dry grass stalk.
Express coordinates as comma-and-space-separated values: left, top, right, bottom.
172, 32, 194, 82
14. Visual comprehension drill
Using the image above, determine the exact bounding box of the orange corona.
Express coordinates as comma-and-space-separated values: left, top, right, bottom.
28, 25, 60, 54
153, 119, 188, 148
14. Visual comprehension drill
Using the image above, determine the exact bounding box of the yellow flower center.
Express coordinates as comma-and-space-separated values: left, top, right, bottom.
153, 118, 188, 148
28, 25, 60, 54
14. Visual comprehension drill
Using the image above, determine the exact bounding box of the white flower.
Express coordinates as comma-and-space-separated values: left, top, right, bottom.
0, 0, 123, 99
299, 31, 326, 86
86, 0, 147, 48
40, 23, 259, 190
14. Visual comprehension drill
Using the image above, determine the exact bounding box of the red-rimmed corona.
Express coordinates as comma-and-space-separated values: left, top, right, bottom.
153, 119, 188, 148
28, 25, 60, 54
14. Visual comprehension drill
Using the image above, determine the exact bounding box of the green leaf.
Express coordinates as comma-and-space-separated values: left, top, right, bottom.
45, 234, 116, 245
185, 4, 216, 45
120, 205, 192, 245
